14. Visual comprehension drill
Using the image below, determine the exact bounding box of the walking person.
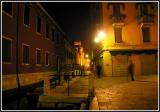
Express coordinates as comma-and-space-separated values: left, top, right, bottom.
128, 59, 134, 81
97, 64, 101, 78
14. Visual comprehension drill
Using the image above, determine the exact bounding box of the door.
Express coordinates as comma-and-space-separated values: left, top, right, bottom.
112, 55, 128, 76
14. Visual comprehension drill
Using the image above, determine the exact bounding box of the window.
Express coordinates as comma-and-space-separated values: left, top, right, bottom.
52, 55, 55, 66
114, 27, 122, 43
52, 29, 55, 41
24, 3, 30, 26
140, 4, 148, 15
46, 24, 49, 38
2, 38, 11, 62
2, 2, 12, 16
23, 45, 29, 64
142, 27, 150, 42
36, 49, 41, 64
57, 32, 59, 44
45, 52, 49, 65
113, 5, 120, 15
36, 16, 41, 33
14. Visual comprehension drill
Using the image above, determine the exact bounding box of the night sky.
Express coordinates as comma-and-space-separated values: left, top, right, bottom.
41, 2, 92, 52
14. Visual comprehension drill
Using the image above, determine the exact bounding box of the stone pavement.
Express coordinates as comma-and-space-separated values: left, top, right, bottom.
38, 75, 90, 109
51, 75, 89, 96
89, 75, 159, 110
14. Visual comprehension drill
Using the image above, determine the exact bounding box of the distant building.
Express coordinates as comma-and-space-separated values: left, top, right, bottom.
91, 2, 158, 76
73, 41, 85, 75
2, 3, 76, 91
74, 41, 85, 66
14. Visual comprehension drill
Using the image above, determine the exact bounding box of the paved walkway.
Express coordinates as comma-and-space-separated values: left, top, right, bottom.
89, 75, 159, 110
51, 76, 89, 96
38, 75, 89, 109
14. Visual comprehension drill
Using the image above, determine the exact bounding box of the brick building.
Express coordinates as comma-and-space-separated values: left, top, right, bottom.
2, 2, 76, 91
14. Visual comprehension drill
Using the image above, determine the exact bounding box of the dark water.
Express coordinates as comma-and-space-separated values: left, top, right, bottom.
2, 94, 84, 110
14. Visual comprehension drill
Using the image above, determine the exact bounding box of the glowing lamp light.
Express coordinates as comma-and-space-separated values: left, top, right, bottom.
98, 31, 106, 40
94, 31, 106, 43
85, 54, 89, 58
94, 37, 100, 43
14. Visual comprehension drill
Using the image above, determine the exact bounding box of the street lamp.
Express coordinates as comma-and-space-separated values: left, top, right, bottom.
94, 37, 100, 43
98, 31, 105, 40
94, 31, 106, 43
85, 54, 89, 58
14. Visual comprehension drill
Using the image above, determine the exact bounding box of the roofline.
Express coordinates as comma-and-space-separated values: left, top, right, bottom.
36, 3, 76, 47
35, 3, 66, 35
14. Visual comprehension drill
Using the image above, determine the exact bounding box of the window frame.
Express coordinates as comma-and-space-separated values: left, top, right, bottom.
36, 15, 42, 34
52, 29, 55, 42
22, 43, 30, 65
114, 27, 123, 43
45, 51, 49, 66
113, 5, 121, 15
56, 31, 60, 44
2, 2, 13, 18
2, 36, 12, 64
142, 26, 150, 43
23, 3, 30, 27
46, 23, 50, 39
36, 48, 42, 65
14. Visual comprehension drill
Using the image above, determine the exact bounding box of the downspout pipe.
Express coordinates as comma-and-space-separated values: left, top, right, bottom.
16, 3, 21, 109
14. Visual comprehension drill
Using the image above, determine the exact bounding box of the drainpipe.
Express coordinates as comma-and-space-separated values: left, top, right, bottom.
16, 3, 21, 109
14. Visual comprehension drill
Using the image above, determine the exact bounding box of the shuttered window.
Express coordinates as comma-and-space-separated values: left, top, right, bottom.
114, 27, 122, 43
140, 4, 148, 15
142, 27, 150, 42
113, 5, 120, 15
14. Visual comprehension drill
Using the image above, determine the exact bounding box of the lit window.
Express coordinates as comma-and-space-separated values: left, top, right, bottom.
23, 45, 29, 64
2, 2, 12, 16
24, 3, 30, 26
142, 27, 150, 42
114, 27, 122, 43
36, 49, 41, 64
2, 38, 11, 62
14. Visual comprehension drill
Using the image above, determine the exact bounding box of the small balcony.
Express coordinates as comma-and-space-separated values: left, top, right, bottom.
137, 14, 154, 24
111, 14, 126, 23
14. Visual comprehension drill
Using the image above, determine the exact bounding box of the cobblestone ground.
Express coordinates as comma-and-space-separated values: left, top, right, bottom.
93, 75, 158, 110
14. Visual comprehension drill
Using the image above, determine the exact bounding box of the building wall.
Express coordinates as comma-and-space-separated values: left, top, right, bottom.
2, 3, 75, 91
101, 2, 158, 76
102, 3, 158, 46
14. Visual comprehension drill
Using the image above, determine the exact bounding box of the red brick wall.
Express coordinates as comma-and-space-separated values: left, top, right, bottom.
2, 3, 66, 75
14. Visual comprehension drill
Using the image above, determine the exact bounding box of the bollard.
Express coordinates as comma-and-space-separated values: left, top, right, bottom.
88, 73, 95, 97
